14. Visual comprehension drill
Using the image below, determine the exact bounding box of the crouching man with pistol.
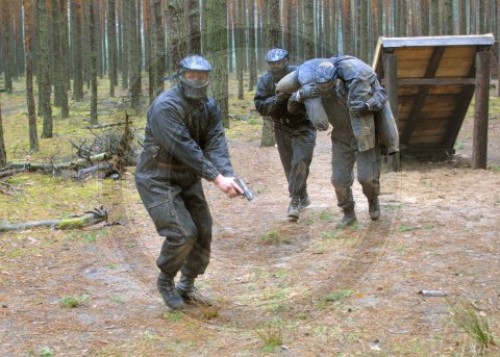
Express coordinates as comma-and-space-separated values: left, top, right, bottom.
135, 55, 249, 310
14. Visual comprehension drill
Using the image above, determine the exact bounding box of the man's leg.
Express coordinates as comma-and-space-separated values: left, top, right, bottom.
331, 137, 357, 228
176, 181, 214, 305
146, 182, 200, 310
275, 125, 301, 221
356, 146, 381, 220
289, 123, 317, 211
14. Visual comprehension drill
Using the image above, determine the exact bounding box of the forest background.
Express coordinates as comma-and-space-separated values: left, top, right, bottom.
0, 1, 499, 356
0, 0, 499, 161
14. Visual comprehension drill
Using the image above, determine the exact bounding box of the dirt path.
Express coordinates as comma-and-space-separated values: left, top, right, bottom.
1, 116, 499, 356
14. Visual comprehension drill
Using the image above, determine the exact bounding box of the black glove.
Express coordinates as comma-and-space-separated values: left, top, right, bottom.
275, 91, 291, 103
297, 83, 319, 101
350, 100, 371, 116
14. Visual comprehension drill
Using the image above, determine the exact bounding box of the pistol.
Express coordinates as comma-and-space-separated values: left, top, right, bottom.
234, 178, 254, 201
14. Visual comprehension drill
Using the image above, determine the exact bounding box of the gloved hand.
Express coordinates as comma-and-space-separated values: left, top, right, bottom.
296, 83, 319, 101
350, 100, 371, 116
275, 91, 290, 103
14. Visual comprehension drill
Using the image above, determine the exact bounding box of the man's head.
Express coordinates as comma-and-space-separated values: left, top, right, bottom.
266, 48, 289, 77
178, 55, 212, 100
315, 61, 337, 93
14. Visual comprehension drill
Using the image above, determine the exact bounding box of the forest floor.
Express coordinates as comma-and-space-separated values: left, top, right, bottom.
0, 88, 499, 356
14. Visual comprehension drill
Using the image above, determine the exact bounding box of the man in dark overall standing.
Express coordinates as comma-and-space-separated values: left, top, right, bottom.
135, 55, 243, 310
310, 57, 398, 228
254, 48, 317, 221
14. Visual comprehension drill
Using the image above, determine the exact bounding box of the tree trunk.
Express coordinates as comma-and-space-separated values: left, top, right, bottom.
167, 0, 187, 72
303, 0, 314, 58
38, 0, 53, 138
205, 0, 229, 128
23, 0, 39, 152
235, 0, 245, 100
107, 0, 118, 96
0, 97, 6, 167
151, 0, 165, 99
89, 1, 98, 125
247, 0, 257, 91
1, 0, 13, 94
260, 0, 280, 147
188, 0, 201, 53
72, 0, 84, 100
129, 0, 142, 111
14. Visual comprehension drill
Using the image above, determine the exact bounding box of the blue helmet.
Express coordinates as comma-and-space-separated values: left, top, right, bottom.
315, 61, 336, 91
178, 55, 212, 100
266, 48, 288, 63
266, 48, 289, 74
179, 55, 212, 72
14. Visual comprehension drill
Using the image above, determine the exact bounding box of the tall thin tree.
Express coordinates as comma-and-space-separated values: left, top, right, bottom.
204, 0, 229, 127
89, 1, 98, 124
107, 0, 118, 97
0, 95, 5, 167
38, 0, 53, 138
23, 0, 39, 152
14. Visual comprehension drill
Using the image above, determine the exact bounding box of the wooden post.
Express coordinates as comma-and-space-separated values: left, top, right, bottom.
383, 51, 400, 171
472, 50, 490, 169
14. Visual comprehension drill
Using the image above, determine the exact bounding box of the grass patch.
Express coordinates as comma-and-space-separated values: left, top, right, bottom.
59, 294, 90, 308
258, 228, 292, 245
450, 298, 496, 353
319, 210, 334, 222
399, 224, 420, 232
320, 229, 340, 239
256, 324, 283, 353
324, 288, 354, 303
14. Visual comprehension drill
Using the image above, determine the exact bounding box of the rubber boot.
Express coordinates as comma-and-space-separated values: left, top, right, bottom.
335, 208, 357, 229
176, 275, 213, 306
157, 272, 185, 310
369, 196, 380, 221
300, 194, 311, 210
287, 197, 301, 221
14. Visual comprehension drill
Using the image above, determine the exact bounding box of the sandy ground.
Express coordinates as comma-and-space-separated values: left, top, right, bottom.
0, 104, 499, 356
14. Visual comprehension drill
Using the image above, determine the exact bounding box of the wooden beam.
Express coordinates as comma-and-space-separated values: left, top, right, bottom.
393, 78, 476, 86
382, 52, 400, 170
400, 47, 446, 144
472, 50, 490, 169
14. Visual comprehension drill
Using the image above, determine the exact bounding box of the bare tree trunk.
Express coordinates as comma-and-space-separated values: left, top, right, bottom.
0, 0, 13, 93
303, 0, 314, 58
38, 0, 53, 138
188, 0, 201, 53
148, 0, 164, 99
259, 0, 280, 147
235, 0, 245, 100
23, 0, 39, 152
107, 0, 118, 97
89, 1, 98, 125
167, 0, 187, 72
342, 0, 352, 54
247, 0, 257, 91
72, 0, 84, 100
0, 98, 6, 167
205, 0, 229, 127
129, 0, 142, 111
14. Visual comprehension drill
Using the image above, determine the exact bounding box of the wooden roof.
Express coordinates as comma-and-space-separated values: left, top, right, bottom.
373, 34, 495, 159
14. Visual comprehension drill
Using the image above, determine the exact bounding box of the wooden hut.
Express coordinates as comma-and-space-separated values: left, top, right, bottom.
373, 34, 495, 167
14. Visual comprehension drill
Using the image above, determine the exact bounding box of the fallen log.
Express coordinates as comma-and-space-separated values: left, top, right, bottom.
2, 153, 112, 174
0, 206, 108, 232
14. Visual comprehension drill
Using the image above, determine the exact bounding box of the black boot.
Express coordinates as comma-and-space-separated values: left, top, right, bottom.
287, 197, 300, 221
369, 197, 380, 221
335, 209, 357, 229
157, 272, 185, 310
300, 195, 311, 210
176, 275, 213, 306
